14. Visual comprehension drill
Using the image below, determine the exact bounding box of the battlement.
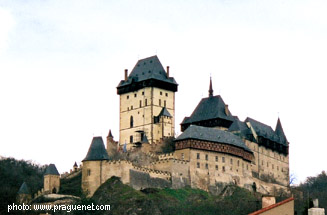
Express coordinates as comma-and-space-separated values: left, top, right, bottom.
158, 152, 174, 160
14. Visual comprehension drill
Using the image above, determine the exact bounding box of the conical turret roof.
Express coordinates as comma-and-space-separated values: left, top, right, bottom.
275, 118, 288, 145
44, 164, 60, 175
17, 182, 30, 194
83, 136, 110, 161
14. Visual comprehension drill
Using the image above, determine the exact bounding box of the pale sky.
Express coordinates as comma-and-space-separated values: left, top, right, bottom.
1, 0, 327, 184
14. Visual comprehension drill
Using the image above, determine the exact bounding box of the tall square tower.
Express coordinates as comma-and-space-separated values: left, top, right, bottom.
117, 56, 178, 147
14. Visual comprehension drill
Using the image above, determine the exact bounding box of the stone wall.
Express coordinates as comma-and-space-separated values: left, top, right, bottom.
119, 87, 175, 146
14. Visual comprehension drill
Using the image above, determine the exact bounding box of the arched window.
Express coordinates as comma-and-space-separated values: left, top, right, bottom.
130, 116, 133, 128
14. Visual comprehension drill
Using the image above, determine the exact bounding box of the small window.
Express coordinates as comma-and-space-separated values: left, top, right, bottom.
247, 165, 249, 170
215, 156, 218, 162
222, 166, 225, 172
197, 153, 200, 159
215, 165, 218, 170
127, 95, 129, 99
205, 154, 208, 161
130, 116, 134, 128
131, 105, 133, 110
160, 91, 162, 95
142, 91, 144, 95
130, 135, 133, 143
181, 153, 184, 160
222, 157, 225, 163
87, 169, 91, 176
165, 93, 168, 97
164, 100, 166, 107
197, 162, 200, 168
205, 163, 208, 169
159, 99, 161, 106
139, 100, 142, 108
230, 159, 233, 165
134, 93, 137, 97
127, 107, 129, 111
237, 160, 240, 166
145, 99, 147, 106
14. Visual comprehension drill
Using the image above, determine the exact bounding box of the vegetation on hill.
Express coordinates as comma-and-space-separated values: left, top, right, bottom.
90, 176, 260, 215
59, 171, 82, 197
293, 171, 327, 215
0, 157, 46, 214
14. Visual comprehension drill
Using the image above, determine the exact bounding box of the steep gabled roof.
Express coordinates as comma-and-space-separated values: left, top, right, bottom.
83, 137, 110, 161
158, 107, 172, 118
44, 164, 60, 175
176, 125, 252, 152
245, 117, 287, 145
228, 118, 253, 139
17, 182, 30, 194
117, 56, 178, 93
275, 118, 288, 145
181, 95, 234, 125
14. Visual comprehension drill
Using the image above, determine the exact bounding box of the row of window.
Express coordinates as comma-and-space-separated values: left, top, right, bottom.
196, 153, 242, 166
127, 99, 167, 111
260, 160, 284, 172
196, 162, 249, 171
126, 91, 169, 99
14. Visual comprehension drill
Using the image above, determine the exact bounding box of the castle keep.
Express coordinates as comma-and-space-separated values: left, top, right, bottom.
81, 55, 290, 197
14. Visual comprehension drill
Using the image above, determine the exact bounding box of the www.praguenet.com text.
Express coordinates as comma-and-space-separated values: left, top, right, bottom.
8, 203, 110, 213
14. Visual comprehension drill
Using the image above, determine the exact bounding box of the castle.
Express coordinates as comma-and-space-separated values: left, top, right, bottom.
81, 55, 290, 197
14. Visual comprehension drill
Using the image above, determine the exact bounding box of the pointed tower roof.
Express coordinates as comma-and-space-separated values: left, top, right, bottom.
107, 129, 114, 138
117, 56, 178, 94
17, 182, 30, 194
158, 107, 172, 117
275, 118, 288, 145
141, 134, 149, 143
44, 164, 60, 175
83, 137, 110, 161
209, 77, 213, 97
73, 162, 78, 167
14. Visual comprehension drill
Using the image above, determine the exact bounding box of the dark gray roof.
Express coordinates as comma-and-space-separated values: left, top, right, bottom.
228, 119, 253, 138
181, 95, 234, 125
83, 137, 110, 161
117, 56, 177, 88
141, 134, 149, 143
44, 164, 60, 175
275, 118, 288, 145
73, 162, 78, 167
17, 182, 30, 194
158, 107, 172, 118
245, 117, 287, 145
175, 125, 252, 152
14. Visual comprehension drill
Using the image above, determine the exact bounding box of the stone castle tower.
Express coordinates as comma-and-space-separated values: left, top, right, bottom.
44, 164, 60, 194
116, 56, 178, 147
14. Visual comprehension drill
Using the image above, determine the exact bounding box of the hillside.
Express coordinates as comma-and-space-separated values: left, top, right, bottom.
0, 157, 46, 214
90, 176, 260, 215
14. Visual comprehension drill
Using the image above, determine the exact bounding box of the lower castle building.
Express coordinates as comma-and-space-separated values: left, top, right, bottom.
81, 56, 290, 197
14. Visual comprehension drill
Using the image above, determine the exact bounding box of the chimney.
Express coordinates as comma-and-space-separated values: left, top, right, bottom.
124, 69, 128, 81
225, 105, 229, 116
262, 196, 276, 208
166, 66, 170, 77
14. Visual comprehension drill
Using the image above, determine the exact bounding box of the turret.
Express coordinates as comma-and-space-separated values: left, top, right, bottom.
17, 182, 31, 204
44, 164, 60, 194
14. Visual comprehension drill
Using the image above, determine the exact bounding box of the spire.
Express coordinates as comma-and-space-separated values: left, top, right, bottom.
209, 77, 213, 97
107, 129, 113, 138
275, 118, 288, 145
83, 137, 110, 161
73, 162, 78, 167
